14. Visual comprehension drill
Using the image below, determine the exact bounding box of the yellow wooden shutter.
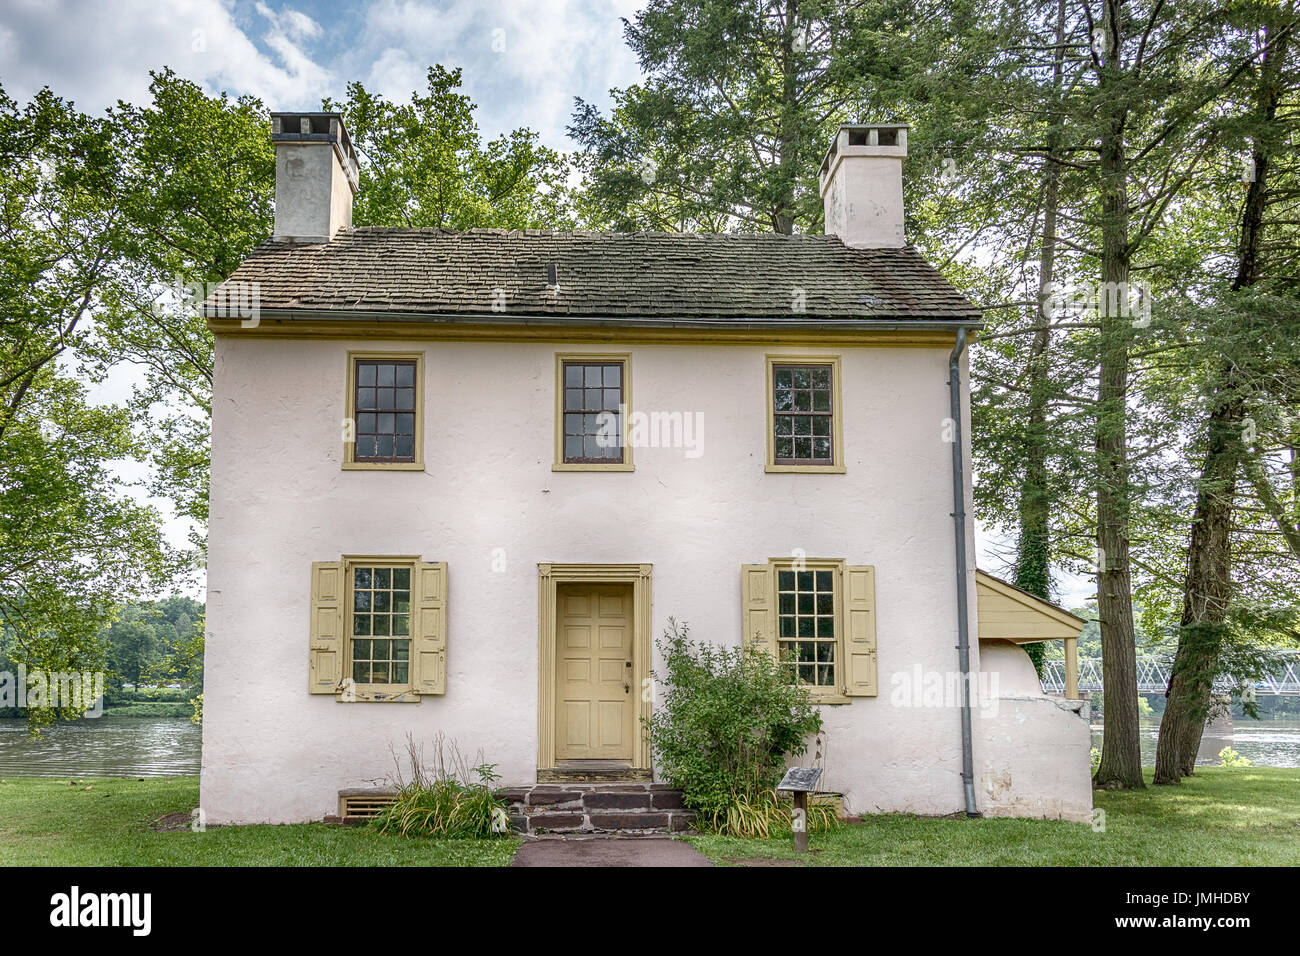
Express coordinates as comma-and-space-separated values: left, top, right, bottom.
844, 565, 878, 696
413, 561, 448, 695
741, 564, 776, 656
309, 562, 344, 694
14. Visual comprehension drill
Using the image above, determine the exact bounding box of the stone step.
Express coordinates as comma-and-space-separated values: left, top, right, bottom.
496, 783, 694, 834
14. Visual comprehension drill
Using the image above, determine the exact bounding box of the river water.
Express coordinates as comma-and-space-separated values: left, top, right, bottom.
0, 715, 1297, 777
1091, 717, 1300, 768
0, 717, 201, 777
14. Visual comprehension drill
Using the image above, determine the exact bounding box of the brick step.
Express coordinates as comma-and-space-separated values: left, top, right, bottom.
496, 783, 695, 834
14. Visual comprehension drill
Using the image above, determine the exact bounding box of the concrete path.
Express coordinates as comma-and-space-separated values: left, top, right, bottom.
511, 835, 714, 867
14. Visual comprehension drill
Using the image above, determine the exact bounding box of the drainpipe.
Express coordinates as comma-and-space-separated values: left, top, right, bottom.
948, 328, 980, 817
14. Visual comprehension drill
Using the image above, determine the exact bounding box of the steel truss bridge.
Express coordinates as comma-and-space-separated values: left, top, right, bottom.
1040, 653, 1300, 697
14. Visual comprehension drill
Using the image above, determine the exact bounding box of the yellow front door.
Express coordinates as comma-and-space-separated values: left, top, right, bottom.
555, 583, 634, 761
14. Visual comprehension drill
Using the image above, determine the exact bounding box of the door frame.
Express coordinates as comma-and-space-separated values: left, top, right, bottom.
538, 563, 652, 771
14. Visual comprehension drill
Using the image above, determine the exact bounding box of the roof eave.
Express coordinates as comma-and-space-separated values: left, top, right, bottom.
206, 306, 984, 332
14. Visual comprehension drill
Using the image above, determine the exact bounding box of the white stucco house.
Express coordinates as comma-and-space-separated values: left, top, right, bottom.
201, 113, 1092, 828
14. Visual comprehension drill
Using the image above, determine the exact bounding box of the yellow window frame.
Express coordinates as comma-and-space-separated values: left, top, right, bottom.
342, 350, 425, 471
553, 352, 634, 472
342, 554, 421, 703
764, 354, 846, 473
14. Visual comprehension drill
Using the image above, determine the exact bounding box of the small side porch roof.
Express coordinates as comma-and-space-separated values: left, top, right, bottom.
975, 570, 1086, 644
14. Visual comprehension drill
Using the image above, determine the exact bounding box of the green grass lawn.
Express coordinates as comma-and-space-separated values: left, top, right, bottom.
1, 768, 1295, 866
0, 776, 519, 866
687, 767, 1300, 866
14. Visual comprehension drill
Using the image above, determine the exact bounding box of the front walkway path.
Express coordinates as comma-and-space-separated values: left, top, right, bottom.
511, 834, 713, 867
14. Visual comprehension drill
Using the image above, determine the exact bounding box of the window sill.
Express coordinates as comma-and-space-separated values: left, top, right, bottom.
335, 686, 421, 702
811, 693, 852, 705
766, 464, 846, 474
342, 461, 425, 471
552, 462, 635, 472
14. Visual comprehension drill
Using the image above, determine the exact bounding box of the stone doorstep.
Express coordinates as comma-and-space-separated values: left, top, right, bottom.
514, 810, 697, 835
500, 783, 696, 835
326, 783, 695, 834
500, 784, 688, 814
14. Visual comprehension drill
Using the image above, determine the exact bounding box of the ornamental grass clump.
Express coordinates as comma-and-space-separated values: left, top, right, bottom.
371, 733, 511, 839
645, 619, 832, 836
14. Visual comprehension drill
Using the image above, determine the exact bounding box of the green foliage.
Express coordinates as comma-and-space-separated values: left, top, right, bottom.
371, 734, 510, 839
0, 84, 174, 730
1217, 747, 1251, 768
326, 66, 572, 231
711, 789, 841, 839
98, 69, 276, 539
688, 768, 1300, 867
0, 777, 519, 866
645, 619, 823, 821
102, 597, 204, 694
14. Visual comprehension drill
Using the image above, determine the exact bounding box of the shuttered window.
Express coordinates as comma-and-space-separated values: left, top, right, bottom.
740, 559, 877, 700
309, 558, 447, 701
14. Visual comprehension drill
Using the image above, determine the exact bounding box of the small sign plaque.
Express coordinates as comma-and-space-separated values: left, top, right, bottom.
776, 767, 822, 793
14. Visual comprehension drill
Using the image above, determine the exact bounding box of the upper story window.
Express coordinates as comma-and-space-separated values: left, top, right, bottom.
554, 354, 634, 472
765, 355, 844, 473
344, 352, 424, 471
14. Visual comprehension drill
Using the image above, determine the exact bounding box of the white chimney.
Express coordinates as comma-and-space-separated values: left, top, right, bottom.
819, 124, 908, 248
271, 112, 359, 243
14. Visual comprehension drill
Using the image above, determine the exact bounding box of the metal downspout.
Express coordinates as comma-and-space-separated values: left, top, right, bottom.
949, 328, 980, 817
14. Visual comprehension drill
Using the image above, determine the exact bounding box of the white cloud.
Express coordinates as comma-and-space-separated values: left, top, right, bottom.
0, 0, 645, 147
346, 0, 644, 147
0, 0, 333, 112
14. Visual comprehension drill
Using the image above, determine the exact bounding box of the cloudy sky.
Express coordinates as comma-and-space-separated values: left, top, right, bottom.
0, 0, 645, 149
2, 0, 1094, 607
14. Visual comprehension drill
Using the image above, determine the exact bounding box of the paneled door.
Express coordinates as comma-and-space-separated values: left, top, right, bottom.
555, 583, 634, 761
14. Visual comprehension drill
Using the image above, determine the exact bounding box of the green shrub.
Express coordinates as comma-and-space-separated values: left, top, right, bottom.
712, 789, 841, 838
1218, 746, 1252, 768
371, 733, 510, 839
645, 619, 823, 824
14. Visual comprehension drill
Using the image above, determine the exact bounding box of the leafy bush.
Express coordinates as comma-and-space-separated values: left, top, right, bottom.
371, 733, 511, 839
1218, 746, 1252, 768
645, 619, 823, 824
712, 789, 841, 838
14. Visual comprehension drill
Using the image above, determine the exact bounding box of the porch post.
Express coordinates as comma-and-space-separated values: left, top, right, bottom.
1064, 635, 1079, 699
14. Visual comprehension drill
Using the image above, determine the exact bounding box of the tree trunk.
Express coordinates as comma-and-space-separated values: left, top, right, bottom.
1153, 19, 1281, 784
1092, 0, 1145, 790
773, 0, 800, 235
1153, 396, 1242, 783
1013, 0, 1067, 638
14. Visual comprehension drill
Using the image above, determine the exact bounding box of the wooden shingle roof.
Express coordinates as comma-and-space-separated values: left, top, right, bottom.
211, 227, 981, 325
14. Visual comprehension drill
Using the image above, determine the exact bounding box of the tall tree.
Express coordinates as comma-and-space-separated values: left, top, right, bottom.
1156, 4, 1300, 782
0, 85, 171, 728
326, 66, 573, 230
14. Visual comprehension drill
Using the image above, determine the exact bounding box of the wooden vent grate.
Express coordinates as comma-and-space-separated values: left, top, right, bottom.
338, 792, 397, 819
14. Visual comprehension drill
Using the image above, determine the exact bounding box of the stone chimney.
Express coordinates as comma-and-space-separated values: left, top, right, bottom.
819, 124, 908, 248
271, 112, 359, 243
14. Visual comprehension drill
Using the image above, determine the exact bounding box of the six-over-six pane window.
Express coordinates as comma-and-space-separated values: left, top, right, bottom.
778, 568, 837, 687
351, 565, 412, 685
772, 363, 835, 465
354, 359, 417, 462
562, 360, 625, 463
